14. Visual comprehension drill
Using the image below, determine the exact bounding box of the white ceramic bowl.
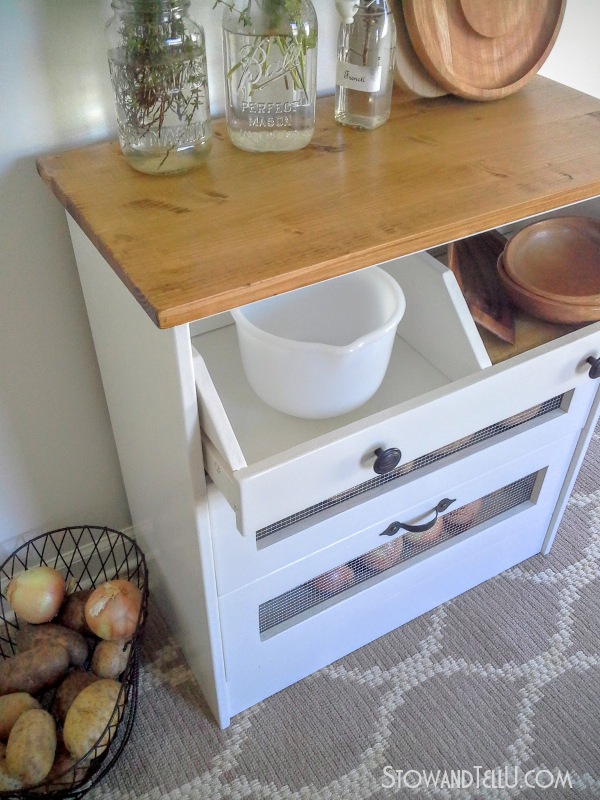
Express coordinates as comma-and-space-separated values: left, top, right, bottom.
231, 268, 406, 419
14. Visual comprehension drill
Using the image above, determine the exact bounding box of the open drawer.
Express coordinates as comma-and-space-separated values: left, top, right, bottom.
192, 251, 600, 537
207, 378, 597, 595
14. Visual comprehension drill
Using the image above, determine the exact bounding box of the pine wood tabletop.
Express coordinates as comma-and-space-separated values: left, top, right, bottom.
37, 77, 600, 329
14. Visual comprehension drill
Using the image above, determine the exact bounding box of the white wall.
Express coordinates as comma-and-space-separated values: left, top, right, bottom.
538, 2, 600, 97
0, 0, 338, 559
0, 0, 598, 556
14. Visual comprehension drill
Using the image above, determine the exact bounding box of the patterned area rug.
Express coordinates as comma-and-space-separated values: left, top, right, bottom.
90, 427, 600, 800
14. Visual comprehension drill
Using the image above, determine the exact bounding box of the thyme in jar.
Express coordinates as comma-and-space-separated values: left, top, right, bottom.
109, 0, 207, 157
214, 0, 305, 31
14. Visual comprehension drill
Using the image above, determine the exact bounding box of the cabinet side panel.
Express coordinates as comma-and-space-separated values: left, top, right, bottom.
67, 215, 229, 727
542, 384, 600, 553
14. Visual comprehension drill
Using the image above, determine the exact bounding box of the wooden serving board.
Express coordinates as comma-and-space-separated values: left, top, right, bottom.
480, 312, 581, 366
448, 231, 515, 344
402, 0, 566, 101
391, 0, 446, 98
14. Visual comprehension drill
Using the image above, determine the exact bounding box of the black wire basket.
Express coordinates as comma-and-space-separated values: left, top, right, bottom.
0, 526, 149, 799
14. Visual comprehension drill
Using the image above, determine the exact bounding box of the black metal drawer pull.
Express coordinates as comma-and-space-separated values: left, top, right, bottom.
373, 447, 402, 474
587, 356, 600, 379
379, 497, 456, 537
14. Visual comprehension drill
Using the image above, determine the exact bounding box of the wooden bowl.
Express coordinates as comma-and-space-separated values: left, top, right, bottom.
503, 217, 600, 305
497, 255, 600, 324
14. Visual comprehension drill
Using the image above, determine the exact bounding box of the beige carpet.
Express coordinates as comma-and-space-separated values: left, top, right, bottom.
89, 428, 600, 800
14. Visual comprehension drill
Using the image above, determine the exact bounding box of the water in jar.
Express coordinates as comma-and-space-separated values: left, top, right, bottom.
108, 50, 212, 174
222, 30, 317, 153
335, 0, 396, 130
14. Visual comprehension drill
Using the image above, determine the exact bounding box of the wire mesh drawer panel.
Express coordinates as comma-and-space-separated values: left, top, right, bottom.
256, 396, 563, 541
258, 471, 539, 635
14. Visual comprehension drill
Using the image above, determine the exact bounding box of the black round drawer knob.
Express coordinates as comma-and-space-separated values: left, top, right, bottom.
373, 447, 402, 475
587, 356, 600, 379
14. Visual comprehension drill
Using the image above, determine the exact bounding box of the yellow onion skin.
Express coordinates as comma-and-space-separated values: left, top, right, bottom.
7, 566, 66, 624
84, 580, 142, 641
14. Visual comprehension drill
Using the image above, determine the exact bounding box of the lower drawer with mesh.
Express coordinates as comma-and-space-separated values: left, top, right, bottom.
258, 471, 539, 635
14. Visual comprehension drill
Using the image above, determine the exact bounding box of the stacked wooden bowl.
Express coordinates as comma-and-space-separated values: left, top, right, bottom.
498, 217, 600, 324
392, 0, 566, 100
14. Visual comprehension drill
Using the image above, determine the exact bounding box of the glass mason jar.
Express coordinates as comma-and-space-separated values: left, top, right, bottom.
105, 0, 213, 175
335, 0, 396, 130
220, 0, 318, 153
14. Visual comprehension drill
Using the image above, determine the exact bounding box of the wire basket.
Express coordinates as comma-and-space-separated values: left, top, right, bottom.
0, 526, 149, 799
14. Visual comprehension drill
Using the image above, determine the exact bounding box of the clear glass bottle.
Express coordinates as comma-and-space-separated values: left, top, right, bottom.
335, 0, 396, 130
220, 0, 318, 153
105, 0, 212, 175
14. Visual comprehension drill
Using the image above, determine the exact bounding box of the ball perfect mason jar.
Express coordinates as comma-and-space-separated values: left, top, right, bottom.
219, 0, 318, 153
106, 0, 213, 174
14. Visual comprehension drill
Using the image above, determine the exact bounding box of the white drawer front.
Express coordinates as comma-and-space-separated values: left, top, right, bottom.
217, 436, 575, 716
209, 387, 595, 595
204, 344, 597, 539
193, 255, 600, 536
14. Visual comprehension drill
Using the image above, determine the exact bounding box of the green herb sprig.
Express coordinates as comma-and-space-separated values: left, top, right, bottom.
109, 0, 208, 154
213, 0, 306, 32
213, 0, 316, 100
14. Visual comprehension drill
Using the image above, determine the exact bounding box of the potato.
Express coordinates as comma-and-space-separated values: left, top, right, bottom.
52, 670, 99, 723
0, 756, 22, 792
57, 589, 93, 636
357, 538, 405, 574
63, 679, 123, 760
444, 497, 484, 533
45, 747, 89, 789
6, 708, 56, 787
309, 564, 355, 597
404, 516, 445, 550
0, 643, 69, 696
22, 622, 89, 667
91, 640, 131, 679
0, 692, 41, 739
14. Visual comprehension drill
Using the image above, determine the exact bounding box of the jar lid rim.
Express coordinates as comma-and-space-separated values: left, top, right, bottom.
111, 0, 191, 10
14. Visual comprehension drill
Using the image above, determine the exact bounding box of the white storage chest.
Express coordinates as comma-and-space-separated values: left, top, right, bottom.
37, 79, 600, 727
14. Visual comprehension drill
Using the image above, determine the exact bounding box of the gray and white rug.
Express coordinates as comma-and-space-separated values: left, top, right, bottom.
90, 426, 600, 800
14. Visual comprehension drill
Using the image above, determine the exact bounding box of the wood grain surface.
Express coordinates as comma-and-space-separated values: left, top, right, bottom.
497, 254, 600, 325
479, 311, 580, 365
448, 231, 515, 344
503, 216, 600, 303
402, 0, 566, 100
37, 78, 600, 329
391, 0, 446, 98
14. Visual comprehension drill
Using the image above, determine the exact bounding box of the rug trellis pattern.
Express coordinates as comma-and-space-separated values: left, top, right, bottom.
89, 426, 600, 800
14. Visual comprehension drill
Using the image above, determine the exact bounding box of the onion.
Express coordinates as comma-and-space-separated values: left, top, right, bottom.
84, 580, 142, 641
7, 565, 66, 624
